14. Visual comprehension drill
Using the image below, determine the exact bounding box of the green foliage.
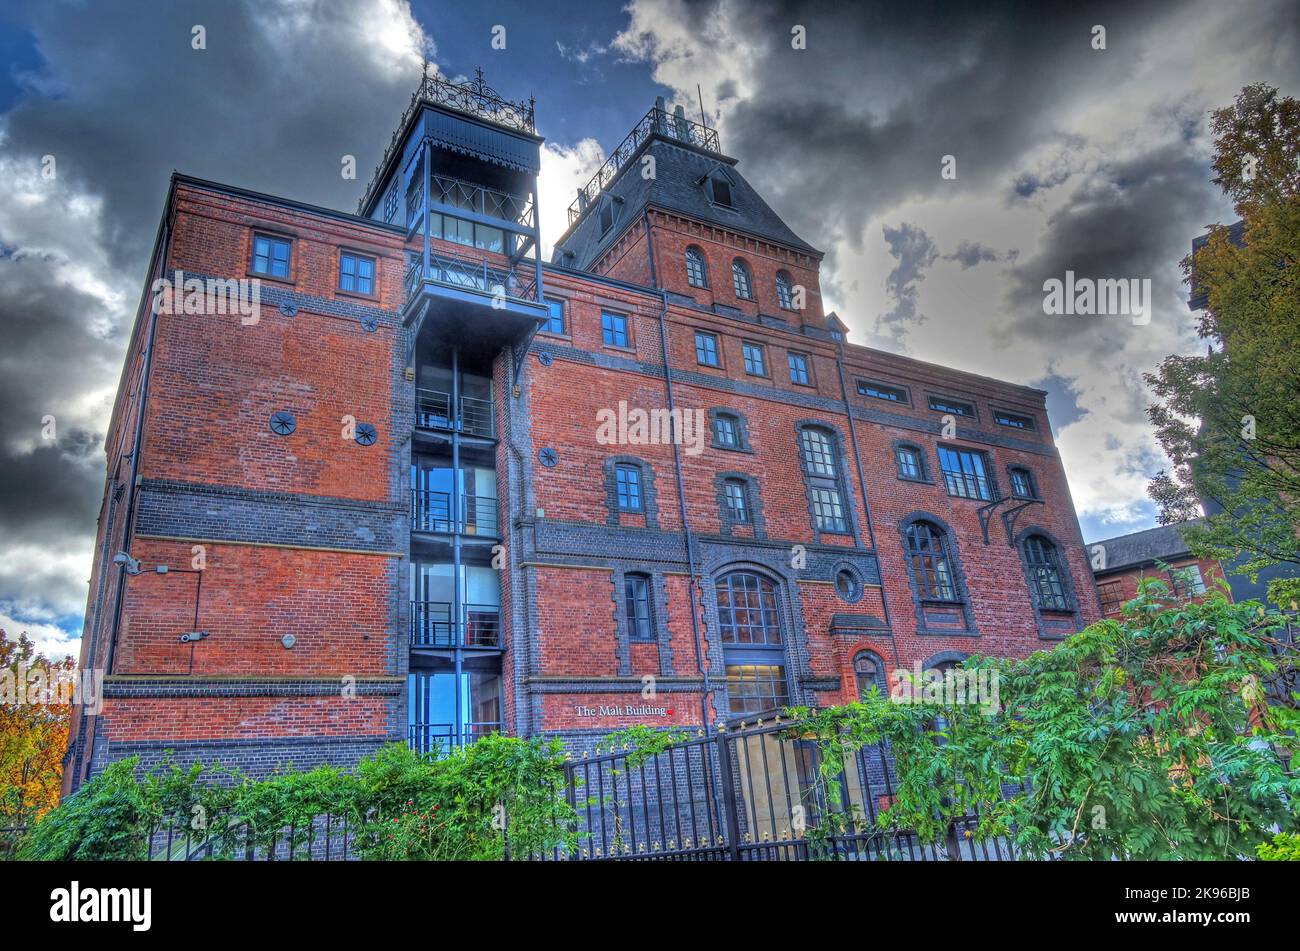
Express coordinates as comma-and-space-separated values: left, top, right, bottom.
18, 735, 580, 861
600, 724, 694, 768
1257, 832, 1300, 860
791, 582, 1300, 860
1146, 83, 1300, 609
20, 758, 152, 861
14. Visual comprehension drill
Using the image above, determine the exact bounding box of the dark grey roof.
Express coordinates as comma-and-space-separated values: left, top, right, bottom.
1092, 520, 1202, 574
552, 136, 819, 270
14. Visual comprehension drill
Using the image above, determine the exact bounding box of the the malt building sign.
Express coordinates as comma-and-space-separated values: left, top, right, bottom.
575, 703, 672, 718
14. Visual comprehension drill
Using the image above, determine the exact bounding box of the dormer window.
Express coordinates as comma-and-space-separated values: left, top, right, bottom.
707, 174, 733, 208
599, 199, 616, 236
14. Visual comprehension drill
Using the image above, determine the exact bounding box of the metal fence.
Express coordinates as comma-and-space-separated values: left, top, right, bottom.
542, 717, 1027, 861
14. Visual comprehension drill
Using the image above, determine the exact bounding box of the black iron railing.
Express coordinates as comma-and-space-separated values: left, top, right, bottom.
430, 173, 535, 230
405, 249, 540, 306
415, 387, 495, 437
411, 490, 499, 536
409, 600, 501, 648
409, 722, 503, 756
568, 107, 721, 226
360, 68, 535, 212
940, 468, 994, 501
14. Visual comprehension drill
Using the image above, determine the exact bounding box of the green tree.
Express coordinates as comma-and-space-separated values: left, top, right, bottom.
1146, 83, 1300, 608
793, 581, 1300, 860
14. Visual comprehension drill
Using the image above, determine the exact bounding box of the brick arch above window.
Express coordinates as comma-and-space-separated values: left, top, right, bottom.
922, 649, 969, 671
708, 407, 753, 452
601, 455, 659, 528
853, 649, 888, 699
898, 511, 977, 636
891, 439, 932, 483
731, 257, 754, 300
1013, 525, 1082, 640
714, 471, 765, 538
685, 245, 709, 288
794, 420, 859, 543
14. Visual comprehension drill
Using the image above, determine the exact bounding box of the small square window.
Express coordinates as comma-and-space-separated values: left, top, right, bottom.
339, 251, 376, 296
1010, 468, 1036, 499
1097, 580, 1126, 615
602, 311, 629, 348
695, 331, 721, 367
709, 176, 733, 208
713, 415, 740, 449
543, 297, 566, 335
788, 352, 811, 386
742, 342, 767, 377
251, 234, 292, 279
895, 446, 923, 480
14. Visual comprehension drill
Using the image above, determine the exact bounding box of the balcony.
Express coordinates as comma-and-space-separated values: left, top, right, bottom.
411, 490, 499, 537
415, 387, 495, 438
409, 721, 503, 755
568, 106, 722, 227
409, 601, 501, 648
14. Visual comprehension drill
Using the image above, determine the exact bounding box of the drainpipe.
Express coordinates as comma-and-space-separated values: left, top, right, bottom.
643, 213, 713, 727
833, 336, 897, 649
104, 188, 176, 677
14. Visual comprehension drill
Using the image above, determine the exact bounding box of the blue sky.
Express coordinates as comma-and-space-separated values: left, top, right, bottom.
0, 0, 1296, 658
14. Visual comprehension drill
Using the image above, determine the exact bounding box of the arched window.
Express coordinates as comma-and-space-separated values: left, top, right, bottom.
854, 651, 887, 700
799, 427, 847, 532
716, 571, 788, 715
731, 259, 753, 300
905, 521, 958, 601
1023, 535, 1069, 610
775, 270, 796, 310
685, 246, 708, 288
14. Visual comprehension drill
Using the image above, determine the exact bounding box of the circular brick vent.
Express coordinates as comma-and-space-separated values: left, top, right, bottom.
269, 411, 297, 436
354, 422, 378, 446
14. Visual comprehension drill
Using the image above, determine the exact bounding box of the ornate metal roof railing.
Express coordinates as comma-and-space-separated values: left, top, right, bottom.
567, 107, 721, 227
360, 66, 536, 214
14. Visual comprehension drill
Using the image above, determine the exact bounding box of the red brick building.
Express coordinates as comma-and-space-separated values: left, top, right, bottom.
1091, 521, 1228, 617
64, 71, 1100, 790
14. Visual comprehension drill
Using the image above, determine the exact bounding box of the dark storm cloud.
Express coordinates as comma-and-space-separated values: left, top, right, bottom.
708, 0, 1184, 262
878, 222, 937, 342
0, 0, 428, 624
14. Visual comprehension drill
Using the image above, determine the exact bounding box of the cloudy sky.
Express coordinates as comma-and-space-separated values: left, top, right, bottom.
1, 0, 1296, 658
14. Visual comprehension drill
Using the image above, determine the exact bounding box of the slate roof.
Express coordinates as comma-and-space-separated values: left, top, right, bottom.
1093, 520, 1202, 573
552, 136, 820, 271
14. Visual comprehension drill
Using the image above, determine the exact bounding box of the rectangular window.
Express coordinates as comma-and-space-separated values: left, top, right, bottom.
384, 186, 399, 224
742, 341, 767, 377
937, 446, 992, 500
339, 251, 376, 296
1097, 580, 1126, 615
695, 331, 721, 367
1010, 468, 1035, 498
713, 415, 739, 449
251, 234, 292, 279
928, 395, 976, 418
725, 664, 788, 715
543, 297, 566, 335
602, 311, 629, 348
724, 481, 750, 524
858, 379, 909, 404
788, 351, 811, 386
625, 575, 653, 641
895, 446, 923, 480
993, 409, 1036, 430
1171, 565, 1207, 597
615, 465, 641, 511
811, 487, 847, 532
